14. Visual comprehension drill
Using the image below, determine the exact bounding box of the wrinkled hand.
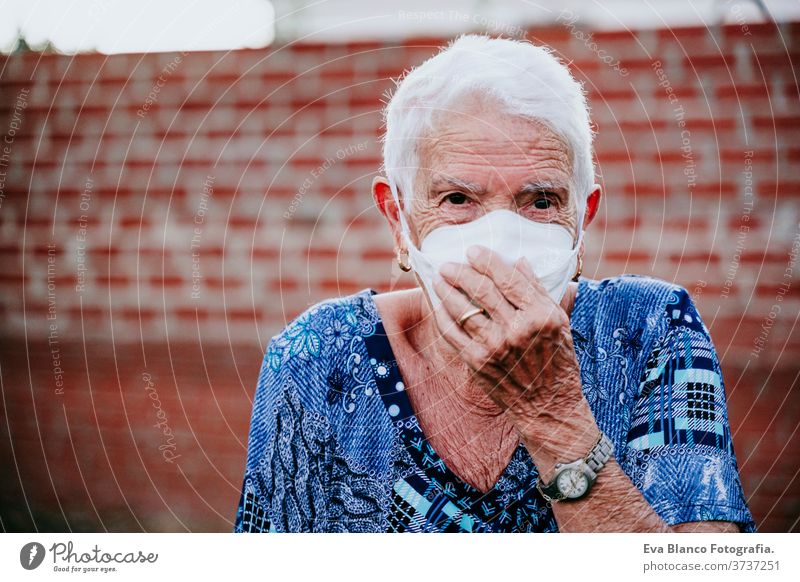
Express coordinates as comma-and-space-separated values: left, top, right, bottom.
432, 244, 583, 426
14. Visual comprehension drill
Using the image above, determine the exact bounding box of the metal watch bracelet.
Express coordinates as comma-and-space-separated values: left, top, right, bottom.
537, 431, 614, 502
585, 431, 614, 475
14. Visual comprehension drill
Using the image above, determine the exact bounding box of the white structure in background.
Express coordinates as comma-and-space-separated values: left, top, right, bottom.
270, 0, 797, 42
0, 0, 275, 54
1, 0, 798, 53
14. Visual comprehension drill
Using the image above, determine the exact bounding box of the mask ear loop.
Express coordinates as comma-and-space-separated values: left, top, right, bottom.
388, 177, 415, 251
389, 176, 441, 312
574, 219, 585, 252
572, 198, 587, 281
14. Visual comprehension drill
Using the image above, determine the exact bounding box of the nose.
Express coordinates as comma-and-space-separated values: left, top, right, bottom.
475, 197, 522, 215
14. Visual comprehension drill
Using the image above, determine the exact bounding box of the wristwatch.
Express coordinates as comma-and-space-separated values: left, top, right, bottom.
536, 431, 614, 502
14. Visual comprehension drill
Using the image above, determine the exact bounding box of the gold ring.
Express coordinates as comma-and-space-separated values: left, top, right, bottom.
457, 306, 486, 327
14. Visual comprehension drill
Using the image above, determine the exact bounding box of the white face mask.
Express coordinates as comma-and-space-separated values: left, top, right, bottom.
389, 180, 582, 310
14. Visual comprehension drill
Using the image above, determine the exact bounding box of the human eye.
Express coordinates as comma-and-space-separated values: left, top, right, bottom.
528, 191, 561, 210
442, 192, 470, 205
532, 196, 553, 210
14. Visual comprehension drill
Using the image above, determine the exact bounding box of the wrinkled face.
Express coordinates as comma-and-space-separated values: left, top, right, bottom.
405, 93, 579, 247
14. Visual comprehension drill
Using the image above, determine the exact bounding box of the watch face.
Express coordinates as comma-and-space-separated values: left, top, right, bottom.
556, 468, 589, 499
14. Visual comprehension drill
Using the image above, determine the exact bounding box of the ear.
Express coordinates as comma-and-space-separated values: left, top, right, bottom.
576, 184, 602, 261
373, 176, 405, 251
583, 184, 602, 229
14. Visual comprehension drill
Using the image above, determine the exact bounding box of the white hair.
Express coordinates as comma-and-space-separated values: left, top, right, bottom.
381, 34, 595, 230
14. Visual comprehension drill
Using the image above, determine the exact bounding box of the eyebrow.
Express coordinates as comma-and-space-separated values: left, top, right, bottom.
429, 174, 570, 197
429, 175, 486, 196
518, 179, 570, 197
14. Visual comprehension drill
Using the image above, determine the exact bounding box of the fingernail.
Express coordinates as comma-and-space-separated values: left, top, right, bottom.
466, 246, 482, 261
439, 262, 457, 277
522, 257, 534, 271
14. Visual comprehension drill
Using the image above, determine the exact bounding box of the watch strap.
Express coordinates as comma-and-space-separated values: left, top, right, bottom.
586, 431, 614, 474
536, 431, 614, 502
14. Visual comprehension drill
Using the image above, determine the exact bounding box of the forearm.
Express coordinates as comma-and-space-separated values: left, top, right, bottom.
546, 457, 672, 532
512, 384, 672, 532
537, 455, 737, 532
514, 390, 742, 533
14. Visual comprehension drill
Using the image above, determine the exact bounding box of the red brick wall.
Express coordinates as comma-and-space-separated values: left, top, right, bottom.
1, 22, 798, 531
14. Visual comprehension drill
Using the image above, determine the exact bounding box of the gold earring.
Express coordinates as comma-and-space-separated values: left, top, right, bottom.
397, 247, 412, 272
572, 254, 583, 281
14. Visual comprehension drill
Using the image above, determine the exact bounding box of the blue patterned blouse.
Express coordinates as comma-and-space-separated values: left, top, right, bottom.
234, 275, 756, 532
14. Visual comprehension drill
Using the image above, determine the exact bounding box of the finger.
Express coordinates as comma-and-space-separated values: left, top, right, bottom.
431, 293, 473, 353
466, 245, 546, 309
516, 256, 565, 314
438, 260, 516, 323
433, 273, 493, 339
434, 310, 503, 379
431, 276, 481, 356
514, 253, 537, 284
430, 292, 503, 378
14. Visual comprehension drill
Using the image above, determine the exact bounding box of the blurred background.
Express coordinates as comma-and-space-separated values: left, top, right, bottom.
0, 0, 799, 532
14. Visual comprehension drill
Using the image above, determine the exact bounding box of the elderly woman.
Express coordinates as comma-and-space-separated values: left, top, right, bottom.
235, 35, 755, 533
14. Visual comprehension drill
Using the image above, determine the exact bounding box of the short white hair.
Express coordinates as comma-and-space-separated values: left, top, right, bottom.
381, 34, 595, 229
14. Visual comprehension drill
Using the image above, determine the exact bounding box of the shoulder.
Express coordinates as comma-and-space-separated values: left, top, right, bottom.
265, 288, 380, 372
250, 288, 380, 433
574, 274, 706, 371
578, 274, 689, 331
581, 273, 686, 306
587, 274, 710, 337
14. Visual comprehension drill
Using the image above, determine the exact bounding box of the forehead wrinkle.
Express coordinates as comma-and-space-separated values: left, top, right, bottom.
518, 179, 570, 195
428, 173, 486, 196
425, 131, 572, 178
416, 115, 575, 203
